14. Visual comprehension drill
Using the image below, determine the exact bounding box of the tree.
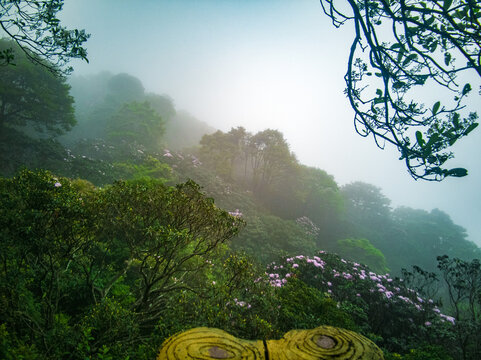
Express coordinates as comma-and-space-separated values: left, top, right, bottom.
0, 0, 89, 74
0, 170, 244, 357
336, 237, 389, 274
89, 178, 244, 329
200, 130, 240, 179
248, 129, 297, 191
320, 0, 480, 180
341, 181, 391, 221
391, 207, 480, 270
299, 166, 344, 240
106, 101, 165, 152
340, 182, 400, 269
437, 255, 481, 359
0, 39, 75, 136
105, 73, 145, 104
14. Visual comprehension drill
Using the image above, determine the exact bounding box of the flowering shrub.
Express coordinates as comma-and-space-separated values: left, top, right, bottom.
295, 216, 320, 237
265, 251, 456, 353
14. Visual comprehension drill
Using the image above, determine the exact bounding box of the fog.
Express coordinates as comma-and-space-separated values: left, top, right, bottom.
60, 0, 481, 245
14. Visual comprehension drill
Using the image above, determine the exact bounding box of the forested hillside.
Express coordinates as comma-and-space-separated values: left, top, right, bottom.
2, 45, 481, 359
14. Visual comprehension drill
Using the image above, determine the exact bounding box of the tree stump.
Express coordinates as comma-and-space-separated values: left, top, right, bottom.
157, 327, 265, 359
157, 326, 384, 359
267, 325, 384, 359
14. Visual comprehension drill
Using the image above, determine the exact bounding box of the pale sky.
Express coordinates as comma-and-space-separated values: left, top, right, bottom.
61, 0, 481, 245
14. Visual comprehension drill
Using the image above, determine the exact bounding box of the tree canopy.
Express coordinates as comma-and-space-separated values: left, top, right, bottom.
321, 0, 480, 180
107, 101, 165, 153
0, 0, 89, 74
0, 38, 75, 136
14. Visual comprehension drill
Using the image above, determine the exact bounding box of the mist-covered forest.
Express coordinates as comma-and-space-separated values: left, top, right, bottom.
2, 1, 481, 359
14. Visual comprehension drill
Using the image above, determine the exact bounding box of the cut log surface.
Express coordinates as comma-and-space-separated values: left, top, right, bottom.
157, 327, 265, 359
267, 326, 385, 359
157, 325, 384, 359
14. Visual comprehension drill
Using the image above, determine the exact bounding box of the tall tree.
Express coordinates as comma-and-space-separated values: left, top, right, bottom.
0, 39, 75, 136
107, 101, 165, 153
248, 129, 297, 191
199, 130, 240, 179
0, 0, 89, 74
300, 166, 344, 241
321, 0, 480, 180
340, 182, 396, 264
199, 127, 250, 181
392, 207, 480, 267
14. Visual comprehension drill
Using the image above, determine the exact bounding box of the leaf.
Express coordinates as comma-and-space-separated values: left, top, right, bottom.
447, 168, 468, 177
432, 101, 441, 115
454, 9, 467, 20
464, 123, 479, 135
443, 0, 453, 11
416, 131, 425, 147
406, 26, 418, 36
414, 75, 428, 85
444, 52, 451, 66
453, 116, 460, 129
374, 97, 385, 105
402, 53, 418, 67
376, 89, 383, 96
425, 16, 435, 27
426, 133, 440, 147
462, 83, 471, 95
397, 46, 405, 63
390, 43, 402, 50
392, 82, 405, 89
448, 137, 458, 146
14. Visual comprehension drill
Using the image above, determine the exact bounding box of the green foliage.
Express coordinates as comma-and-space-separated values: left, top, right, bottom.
165, 110, 215, 150
404, 345, 454, 360
1, 59, 481, 359
199, 127, 298, 194
337, 238, 389, 274
106, 73, 145, 104
107, 101, 165, 152
342, 182, 391, 223
1, 168, 480, 359
0, 39, 76, 136
340, 182, 481, 275
275, 278, 357, 332
298, 166, 344, 232
0, 170, 243, 359
385, 345, 454, 360
265, 252, 462, 354
231, 212, 317, 264
0, 0, 89, 74
113, 156, 172, 181
320, 0, 480, 180
200, 129, 240, 179
158, 252, 280, 341
64, 72, 176, 146
436, 255, 481, 359
393, 208, 478, 270
248, 129, 298, 192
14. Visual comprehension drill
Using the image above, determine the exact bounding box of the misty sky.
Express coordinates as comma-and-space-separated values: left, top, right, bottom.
60, 0, 481, 245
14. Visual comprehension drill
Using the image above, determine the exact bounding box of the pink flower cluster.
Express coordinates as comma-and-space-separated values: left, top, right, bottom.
228, 209, 243, 217
286, 255, 325, 269
264, 250, 457, 326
